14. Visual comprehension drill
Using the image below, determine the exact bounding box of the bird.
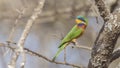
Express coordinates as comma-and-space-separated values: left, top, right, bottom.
52, 16, 88, 61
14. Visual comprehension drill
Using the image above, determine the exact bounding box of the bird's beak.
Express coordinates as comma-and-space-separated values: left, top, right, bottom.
75, 19, 82, 24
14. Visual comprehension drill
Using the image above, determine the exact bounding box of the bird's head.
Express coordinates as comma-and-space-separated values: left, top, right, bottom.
75, 16, 88, 25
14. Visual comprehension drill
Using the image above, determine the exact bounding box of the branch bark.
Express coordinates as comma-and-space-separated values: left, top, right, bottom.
110, 0, 119, 13
110, 49, 120, 63
88, 0, 120, 67
88, 8, 120, 68
94, 0, 110, 22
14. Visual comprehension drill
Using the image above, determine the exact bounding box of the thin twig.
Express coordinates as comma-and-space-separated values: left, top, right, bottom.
70, 41, 92, 51
7, 9, 25, 45
71, 45, 92, 51
24, 48, 83, 68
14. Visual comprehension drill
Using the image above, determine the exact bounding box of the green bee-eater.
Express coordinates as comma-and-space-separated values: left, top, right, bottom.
52, 16, 88, 61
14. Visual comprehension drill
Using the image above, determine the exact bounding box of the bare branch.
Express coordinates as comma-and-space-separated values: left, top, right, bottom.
8, 0, 45, 68
0, 43, 84, 68
7, 9, 25, 44
70, 45, 92, 51
24, 48, 83, 68
94, 0, 110, 22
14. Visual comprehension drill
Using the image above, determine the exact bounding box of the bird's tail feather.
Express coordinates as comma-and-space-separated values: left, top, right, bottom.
52, 43, 68, 61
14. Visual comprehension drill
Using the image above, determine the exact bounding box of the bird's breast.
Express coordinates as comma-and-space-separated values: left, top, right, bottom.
75, 28, 85, 39
77, 24, 87, 29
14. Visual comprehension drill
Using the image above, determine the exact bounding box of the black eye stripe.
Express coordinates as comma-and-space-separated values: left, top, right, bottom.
81, 19, 85, 22
78, 23, 84, 26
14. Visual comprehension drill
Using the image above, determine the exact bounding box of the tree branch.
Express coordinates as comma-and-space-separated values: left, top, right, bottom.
7, 9, 25, 45
24, 48, 83, 68
94, 0, 110, 22
110, 0, 119, 13
8, 0, 45, 68
0, 43, 83, 68
109, 49, 120, 63
88, 0, 120, 67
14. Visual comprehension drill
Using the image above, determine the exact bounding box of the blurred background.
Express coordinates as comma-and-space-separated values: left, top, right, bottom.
0, 0, 120, 68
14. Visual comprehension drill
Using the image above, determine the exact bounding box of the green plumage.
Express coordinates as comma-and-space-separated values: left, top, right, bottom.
52, 16, 88, 61
58, 25, 83, 48
52, 25, 83, 61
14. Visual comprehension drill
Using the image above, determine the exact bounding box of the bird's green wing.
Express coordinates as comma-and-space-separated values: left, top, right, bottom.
58, 25, 83, 48
53, 25, 83, 61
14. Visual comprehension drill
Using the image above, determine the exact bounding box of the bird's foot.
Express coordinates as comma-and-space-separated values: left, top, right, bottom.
71, 39, 78, 48
71, 42, 76, 48
72, 39, 78, 45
